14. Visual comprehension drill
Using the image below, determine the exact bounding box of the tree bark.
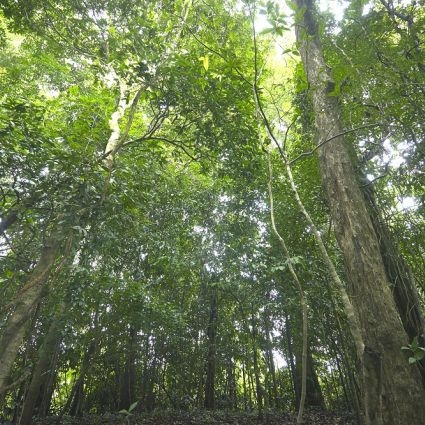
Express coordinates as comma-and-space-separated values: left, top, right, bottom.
363, 188, 425, 383
285, 313, 300, 411
119, 327, 137, 410
0, 234, 60, 396
38, 346, 58, 418
225, 358, 237, 409
204, 287, 218, 409
19, 306, 63, 425
0, 68, 140, 399
295, 347, 325, 410
242, 360, 248, 410
294, 1, 425, 423
58, 340, 95, 420
264, 310, 279, 409
250, 304, 264, 419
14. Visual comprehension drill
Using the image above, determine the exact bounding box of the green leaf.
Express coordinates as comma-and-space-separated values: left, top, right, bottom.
260, 27, 275, 35
411, 336, 419, 349
199, 56, 209, 71
290, 255, 305, 265
408, 357, 417, 364
415, 351, 425, 361
128, 401, 138, 412
271, 264, 286, 272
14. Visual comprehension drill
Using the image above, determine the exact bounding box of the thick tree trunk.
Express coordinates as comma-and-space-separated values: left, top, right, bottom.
294, 1, 425, 423
306, 350, 325, 409
295, 347, 325, 410
19, 308, 63, 425
204, 288, 217, 409
363, 189, 425, 383
0, 235, 60, 395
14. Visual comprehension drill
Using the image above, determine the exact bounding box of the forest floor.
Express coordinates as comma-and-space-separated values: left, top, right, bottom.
33, 410, 357, 425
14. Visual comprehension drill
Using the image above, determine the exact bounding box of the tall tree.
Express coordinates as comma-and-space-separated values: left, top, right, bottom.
293, 0, 425, 423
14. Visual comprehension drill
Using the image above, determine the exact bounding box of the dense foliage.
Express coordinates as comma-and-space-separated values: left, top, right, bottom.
0, 0, 424, 424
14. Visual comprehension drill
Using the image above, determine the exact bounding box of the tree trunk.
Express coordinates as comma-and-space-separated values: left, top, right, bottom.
295, 347, 325, 410
69, 379, 84, 417
0, 235, 60, 396
226, 358, 237, 409
119, 327, 137, 410
242, 360, 248, 410
19, 307, 63, 425
333, 352, 350, 409
204, 288, 218, 409
363, 188, 425, 383
250, 304, 263, 419
248, 366, 255, 410
285, 313, 300, 411
264, 311, 278, 409
38, 346, 58, 418
327, 299, 363, 421
294, 1, 425, 423
58, 340, 95, 419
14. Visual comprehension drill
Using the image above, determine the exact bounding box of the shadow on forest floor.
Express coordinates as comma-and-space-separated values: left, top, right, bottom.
33, 410, 357, 425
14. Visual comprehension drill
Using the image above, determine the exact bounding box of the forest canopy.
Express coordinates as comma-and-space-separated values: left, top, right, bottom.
0, 1, 424, 424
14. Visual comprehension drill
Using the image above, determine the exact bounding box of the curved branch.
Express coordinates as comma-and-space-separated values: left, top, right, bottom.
289, 123, 382, 165
124, 136, 198, 161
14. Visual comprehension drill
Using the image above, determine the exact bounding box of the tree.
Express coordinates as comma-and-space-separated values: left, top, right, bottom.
293, 0, 425, 423
0, 0, 424, 423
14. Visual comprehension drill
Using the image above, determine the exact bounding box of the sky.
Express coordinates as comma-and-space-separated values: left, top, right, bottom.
254, 0, 352, 33
318, 0, 350, 20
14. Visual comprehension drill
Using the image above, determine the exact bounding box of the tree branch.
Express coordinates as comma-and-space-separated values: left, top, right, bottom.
289, 123, 382, 165
123, 136, 198, 161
